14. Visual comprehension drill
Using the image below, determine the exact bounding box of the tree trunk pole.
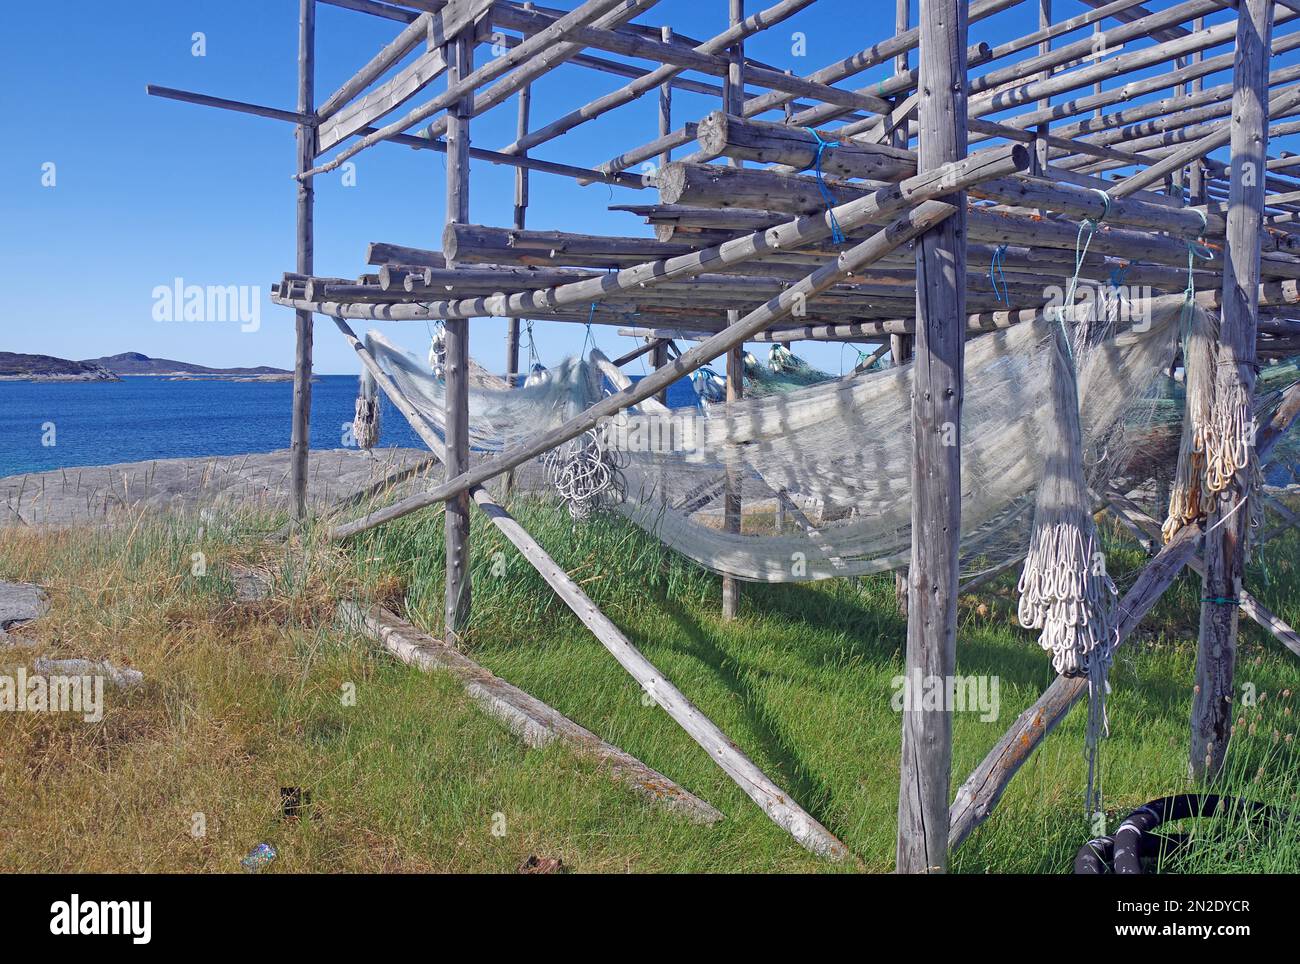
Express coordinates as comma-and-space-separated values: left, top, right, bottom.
721, 0, 745, 621
897, 0, 967, 875
444, 33, 473, 642
659, 25, 674, 171
1191, 0, 1273, 781
290, 0, 316, 523
506, 79, 530, 388
1033, 0, 1051, 180
891, 0, 913, 623
1189, 17, 1206, 204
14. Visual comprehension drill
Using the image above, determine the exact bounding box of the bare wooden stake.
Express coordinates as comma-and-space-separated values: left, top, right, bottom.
290, 0, 316, 524
898, 0, 966, 875
444, 33, 473, 642
1191, 0, 1274, 781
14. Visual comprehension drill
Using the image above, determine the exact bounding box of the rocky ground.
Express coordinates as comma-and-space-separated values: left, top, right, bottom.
0, 448, 435, 527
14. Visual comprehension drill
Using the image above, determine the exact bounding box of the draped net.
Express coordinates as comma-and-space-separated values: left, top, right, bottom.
362, 294, 1192, 582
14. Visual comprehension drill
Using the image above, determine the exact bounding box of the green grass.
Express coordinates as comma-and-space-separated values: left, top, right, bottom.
1, 496, 1297, 872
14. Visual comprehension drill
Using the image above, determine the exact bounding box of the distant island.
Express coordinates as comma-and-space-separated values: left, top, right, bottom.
2, 351, 295, 382
0, 352, 118, 382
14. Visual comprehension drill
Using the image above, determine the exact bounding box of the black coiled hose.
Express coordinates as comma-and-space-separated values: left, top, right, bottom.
1073, 794, 1286, 874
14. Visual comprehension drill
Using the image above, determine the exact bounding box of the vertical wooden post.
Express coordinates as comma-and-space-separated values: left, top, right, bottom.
651, 24, 675, 411
1188, 16, 1206, 205
1191, 0, 1272, 781
1091, 21, 1102, 121
290, 0, 316, 523
658, 26, 674, 171
892, 0, 912, 619
1033, 0, 1051, 179
444, 33, 473, 642
721, 0, 745, 621
506, 82, 530, 388
898, 0, 966, 874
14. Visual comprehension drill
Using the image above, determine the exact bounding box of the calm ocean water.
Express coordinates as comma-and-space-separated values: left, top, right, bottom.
0, 374, 699, 477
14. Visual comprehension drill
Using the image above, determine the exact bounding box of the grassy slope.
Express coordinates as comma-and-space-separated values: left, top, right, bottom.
1, 497, 1297, 873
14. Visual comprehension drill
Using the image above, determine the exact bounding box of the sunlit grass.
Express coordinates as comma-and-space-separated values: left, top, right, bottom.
0, 494, 1296, 872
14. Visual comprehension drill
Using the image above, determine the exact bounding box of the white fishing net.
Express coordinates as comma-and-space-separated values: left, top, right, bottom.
360, 293, 1185, 583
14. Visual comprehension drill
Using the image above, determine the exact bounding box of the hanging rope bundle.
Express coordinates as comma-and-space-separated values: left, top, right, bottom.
1017, 314, 1119, 815
1204, 376, 1255, 496
1017, 325, 1119, 678
1163, 302, 1219, 542
352, 368, 382, 451
543, 425, 628, 520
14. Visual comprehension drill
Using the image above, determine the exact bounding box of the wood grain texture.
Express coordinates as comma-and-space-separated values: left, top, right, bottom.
1192, 0, 1274, 781
898, 0, 967, 875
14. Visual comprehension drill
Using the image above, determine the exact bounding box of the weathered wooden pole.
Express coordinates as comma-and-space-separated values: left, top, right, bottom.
1191, 0, 1273, 781
1033, 0, 1051, 179
659, 25, 674, 171
444, 32, 473, 642
290, 0, 316, 522
897, 0, 966, 874
653, 23, 675, 408
1189, 16, 1207, 204
892, 0, 912, 619
506, 80, 530, 387
721, 0, 745, 621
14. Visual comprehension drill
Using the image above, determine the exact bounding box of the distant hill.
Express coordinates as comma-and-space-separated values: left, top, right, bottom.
0, 352, 118, 381
82, 352, 290, 376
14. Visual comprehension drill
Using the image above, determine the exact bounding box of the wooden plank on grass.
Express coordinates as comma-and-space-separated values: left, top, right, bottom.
338, 601, 724, 824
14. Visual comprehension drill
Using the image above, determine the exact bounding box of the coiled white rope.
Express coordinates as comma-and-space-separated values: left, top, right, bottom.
543, 425, 628, 520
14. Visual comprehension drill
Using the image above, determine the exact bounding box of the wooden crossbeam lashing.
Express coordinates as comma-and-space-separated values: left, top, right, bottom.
150, 0, 1300, 869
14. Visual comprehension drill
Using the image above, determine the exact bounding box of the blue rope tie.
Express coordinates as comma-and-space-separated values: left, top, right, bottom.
990, 243, 1010, 304
806, 127, 846, 245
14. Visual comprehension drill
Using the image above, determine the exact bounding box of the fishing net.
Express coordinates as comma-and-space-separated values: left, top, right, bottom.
360, 291, 1188, 584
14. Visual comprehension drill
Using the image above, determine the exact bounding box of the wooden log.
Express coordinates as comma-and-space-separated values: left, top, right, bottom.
470, 488, 849, 856
658, 25, 673, 171
443, 33, 472, 642
316, 8, 430, 120
949, 379, 1300, 850
687, 119, 1215, 237
1105, 490, 1300, 657
290, 0, 316, 524
328, 198, 967, 541
331, 317, 845, 856
792, 0, 1150, 130
506, 77, 531, 387
496, 0, 820, 158
734, 0, 1022, 121
969, 0, 1238, 120
316, 0, 496, 150
897, 0, 966, 876
695, 112, 915, 181
982, 13, 1300, 139
427, 145, 1028, 316
340, 601, 724, 823
303, 0, 649, 177
1111, 81, 1299, 199
1192, 0, 1273, 782
420, 0, 662, 143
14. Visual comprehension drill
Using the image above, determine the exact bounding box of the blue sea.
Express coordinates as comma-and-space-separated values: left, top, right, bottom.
0, 374, 700, 477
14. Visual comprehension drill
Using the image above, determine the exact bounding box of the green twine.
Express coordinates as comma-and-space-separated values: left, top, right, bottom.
1202, 596, 1241, 605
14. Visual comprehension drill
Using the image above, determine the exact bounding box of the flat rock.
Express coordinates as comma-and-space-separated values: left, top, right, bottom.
0, 581, 49, 644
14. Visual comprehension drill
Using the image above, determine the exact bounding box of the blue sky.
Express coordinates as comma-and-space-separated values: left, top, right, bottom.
1, 0, 1291, 375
